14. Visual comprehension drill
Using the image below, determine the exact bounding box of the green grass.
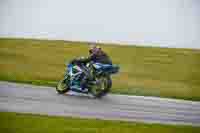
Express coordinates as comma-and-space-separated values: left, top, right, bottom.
0, 38, 200, 100
0, 112, 199, 133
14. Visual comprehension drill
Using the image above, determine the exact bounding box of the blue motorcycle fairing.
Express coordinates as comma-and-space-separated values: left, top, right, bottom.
65, 62, 119, 93
66, 64, 84, 88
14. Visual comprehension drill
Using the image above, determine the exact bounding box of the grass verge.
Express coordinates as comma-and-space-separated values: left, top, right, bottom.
0, 112, 199, 133
0, 38, 200, 100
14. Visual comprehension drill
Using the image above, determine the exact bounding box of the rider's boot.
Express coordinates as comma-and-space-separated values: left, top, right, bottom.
80, 77, 88, 92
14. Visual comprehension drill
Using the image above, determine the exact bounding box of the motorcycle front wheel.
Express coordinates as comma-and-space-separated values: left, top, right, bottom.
56, 78, 70, 94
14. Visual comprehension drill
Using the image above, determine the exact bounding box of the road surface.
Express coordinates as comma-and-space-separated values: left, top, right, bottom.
0, 81, 200, 126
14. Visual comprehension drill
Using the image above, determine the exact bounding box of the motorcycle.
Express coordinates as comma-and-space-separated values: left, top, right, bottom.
56, 58, 119, 98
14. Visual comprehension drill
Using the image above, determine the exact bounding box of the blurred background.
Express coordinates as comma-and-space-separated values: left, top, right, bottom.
0, 0, 200, 49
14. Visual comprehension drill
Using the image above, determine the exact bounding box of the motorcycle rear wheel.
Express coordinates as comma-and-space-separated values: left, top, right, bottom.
90, 76, 111, 98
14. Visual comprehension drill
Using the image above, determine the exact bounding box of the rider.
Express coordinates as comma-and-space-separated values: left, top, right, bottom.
72, 43, 112, 65
71, 43, 112, 91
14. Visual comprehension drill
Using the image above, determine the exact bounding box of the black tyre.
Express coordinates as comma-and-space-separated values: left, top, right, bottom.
97, 76, 112, 97
90, 76, 112, 98
56, 78, 69, 94
102, 76, 112, 94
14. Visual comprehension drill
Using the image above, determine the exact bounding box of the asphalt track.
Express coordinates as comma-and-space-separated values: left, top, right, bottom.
0, 81, 200, 126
